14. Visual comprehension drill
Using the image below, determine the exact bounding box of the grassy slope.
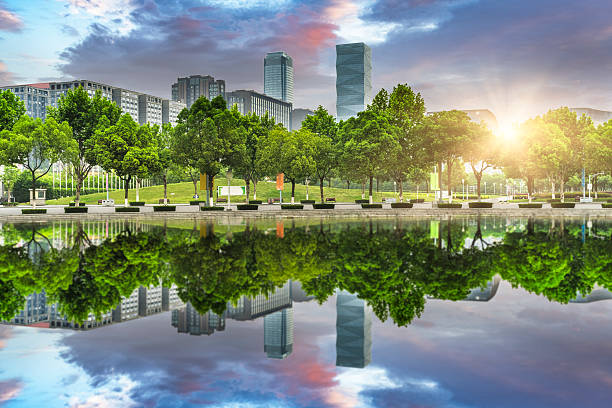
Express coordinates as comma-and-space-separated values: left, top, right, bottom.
45, 178, 439, 204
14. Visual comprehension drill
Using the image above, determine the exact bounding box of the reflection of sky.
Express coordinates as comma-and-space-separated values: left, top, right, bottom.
2, 283, 612, 407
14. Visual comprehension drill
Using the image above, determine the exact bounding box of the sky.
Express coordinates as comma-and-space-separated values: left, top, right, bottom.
1, 282, 612, 408
1, 0, 612, 127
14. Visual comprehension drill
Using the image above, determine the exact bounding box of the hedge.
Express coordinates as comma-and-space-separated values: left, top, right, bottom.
391, 203, 413, 209
603, 203, 612, 209
355, 199, 369, 204
129, 201, 145, 206
409, 199, 425, 203
190, 200, 207, 205
361, 203, 383, 209
64, 207, 88, 213
21, 209, 46, 214
200, 206, 224, 211
437, 203, 462, 209
153, 205, 176, 212
547, 199, 562, 203
519, 203, 543, 208
69, 202, 86, 207
313, 203, 335, 209
116, 207, 139, 212
468, 202, 493, 208
249, 200, 263, 204
300, 200, 315, 204
281, 204, 304, 210
237, 204, 259, 210
551, 203, 575, 208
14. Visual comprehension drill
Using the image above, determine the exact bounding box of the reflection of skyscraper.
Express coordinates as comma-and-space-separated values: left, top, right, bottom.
264, 308, 294, 359
464, 276, 501, 301
290, 280, 314, 302
336, 291, 372, 368
172, 302, 225, 336
227, 281, 292, 320
336, 42, 372, 121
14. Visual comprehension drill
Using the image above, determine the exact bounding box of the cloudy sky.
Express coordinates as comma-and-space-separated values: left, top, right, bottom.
1, 0, 611, 126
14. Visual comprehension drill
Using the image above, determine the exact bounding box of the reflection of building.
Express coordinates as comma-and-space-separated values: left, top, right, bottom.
264, 51, 294, 104
336, 42, 372, 121
570, 289, 612, 303
172, 303, 225, 336
463, 276, 501, 301
226, 90, 292, 129
226, 281, 292, 320
8, 291, 48, 325
291, 108, 314, 131
264, 308, 294, 359
290, 280, 314, 302
336, 291, 372, 368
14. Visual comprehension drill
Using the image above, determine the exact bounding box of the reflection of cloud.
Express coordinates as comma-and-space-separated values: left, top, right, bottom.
67, 375, 138, 408
0, 379, 23, 404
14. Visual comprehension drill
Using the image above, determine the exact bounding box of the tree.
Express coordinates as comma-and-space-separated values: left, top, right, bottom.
153, 123, 176, 204
585, 121, 612, 197
92, 114, 161, 206
462, 122, 498, 200
0, 165, 20, 202
340, 110, 400, 203
47, 87, 121, 204
0, 116, 75, 205
0, 89, 25, 132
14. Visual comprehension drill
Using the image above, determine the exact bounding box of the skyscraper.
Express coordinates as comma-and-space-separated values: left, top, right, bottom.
264, 307, 294, 359
264, 52, 294, 104
336, 42, 372, 121
171, 75, 226, 108
336, 291, 372, 368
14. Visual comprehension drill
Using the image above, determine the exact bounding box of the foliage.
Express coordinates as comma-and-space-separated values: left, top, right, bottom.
0, 90, 26, 132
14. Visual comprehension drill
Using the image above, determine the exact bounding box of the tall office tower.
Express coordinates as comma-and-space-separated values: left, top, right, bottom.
264, 51, 294, 104
336, 291, 372, 368
171, 75, 226, 108
264, 308, 294, 359
335, 42, 372, 121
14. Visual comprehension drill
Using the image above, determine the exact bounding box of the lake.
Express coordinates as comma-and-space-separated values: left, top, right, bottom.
0, 216, 611, 407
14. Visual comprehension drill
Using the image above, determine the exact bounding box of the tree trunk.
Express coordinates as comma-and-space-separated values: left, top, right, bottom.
208, 174, 214, 206
75, 172, 82, 204
346, 180, 350, 189
320, 177, 325, 203
551, 180, 555, 200
191, 175, 198, 196
291, 180, 296, 204
437, 162, 443, 203
124, 176, 130, 206
476, 174, 482, 201
398, 178, 404, 202
135, 177, 140, 202
368, 175, 373, 204
328, 178, 331, 188
594, 176, 599, 199
253, 180, 257, 200
245, 178, 250, 203
163, 174, 168, 204
446, 159, 452, 202
376, 177, 379, 192
560, 179, 565, 201
361, 181, 365, 199
30, 170, 36, 208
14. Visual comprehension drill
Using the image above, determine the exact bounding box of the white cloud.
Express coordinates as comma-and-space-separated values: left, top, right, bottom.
60, 0, 138, 35
206, 0, 292, 9
324, 0, 399, 45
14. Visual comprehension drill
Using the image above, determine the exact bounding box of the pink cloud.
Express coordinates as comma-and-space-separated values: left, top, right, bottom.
0, 5, 23, 32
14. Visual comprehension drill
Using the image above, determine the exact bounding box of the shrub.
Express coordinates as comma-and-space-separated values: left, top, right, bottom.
153, 205, 176, 212
468, 202, 493, 208
64, 207, 88, 213
361, 203, 383, 209
547, 199, 561, 203
21, 209, 46, 214
519, 203, 543, 208
409, 199, 424, 203
249, 200, 263, 204
300, 200, 315, 204
355, 199, 369, 204
551, 203, 575, 208
200, 206, 224, 211
281, 204, 304, 210
313, 203, 335, 209
602, 203, 612, 209
190, 200, 207, 205
129, 201, 145, 206
116, 207, 139, 212
237, 204, 258, 210
69, 202, 87, 207
437, 203, 462, 209
391, 203, 413, 209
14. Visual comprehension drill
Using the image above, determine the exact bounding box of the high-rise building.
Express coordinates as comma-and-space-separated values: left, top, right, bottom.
0, 83, 50, 120
336, 291, 372, 368
171, 75, 226, 108
291, 108, 314, 131
226, 90, 292, 129
162, 100, 186, 127
112, 88, 140, 122
264, 308, 294, 359
49, 80, 114, 106
138, 94, 163, 126
336, 42, 372, 121
264, 51, 294, 104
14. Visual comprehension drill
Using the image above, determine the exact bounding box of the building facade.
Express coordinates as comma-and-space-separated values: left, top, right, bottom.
49, 80, 114, 106
336, 42, 372, 121
162, 100, 186, 127
138, 94, 163, 126
226, 90, 292, 129
0, 83, 50, 120
171, 75, 226, 108
570, 108, 612, 126
264, 51, 294, 104
112, 88, 140, 122
290, 108, 314, 131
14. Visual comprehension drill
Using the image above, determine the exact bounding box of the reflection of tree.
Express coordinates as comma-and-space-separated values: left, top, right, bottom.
0, 279, 24, 321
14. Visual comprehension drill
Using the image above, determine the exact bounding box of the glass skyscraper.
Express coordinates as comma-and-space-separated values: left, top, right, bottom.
264, 51, 294, 104
335, 42, 372, 121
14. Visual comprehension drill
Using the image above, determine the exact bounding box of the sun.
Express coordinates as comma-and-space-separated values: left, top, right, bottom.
496, 122, 518, 141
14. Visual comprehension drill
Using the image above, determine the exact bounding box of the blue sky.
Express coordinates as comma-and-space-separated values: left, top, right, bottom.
1, 0, 611, 126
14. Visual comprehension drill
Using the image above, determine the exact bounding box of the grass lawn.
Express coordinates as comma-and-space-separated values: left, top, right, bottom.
45, 178, 440, 205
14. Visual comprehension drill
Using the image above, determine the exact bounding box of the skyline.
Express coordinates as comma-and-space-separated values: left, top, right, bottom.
1, 0, 612, 127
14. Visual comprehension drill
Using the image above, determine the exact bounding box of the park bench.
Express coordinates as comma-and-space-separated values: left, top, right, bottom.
217, 197, 228, 203
158, 199, 170, 204
326, 197, 336, 202
267, 198, 281, 204
98, 199, 103, 205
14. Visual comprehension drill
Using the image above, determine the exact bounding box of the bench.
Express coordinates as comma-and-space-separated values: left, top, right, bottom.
326, 197, 336, 202
158, 199, 170, 204
98, 199, 103, 205
217, 198, 228, 203
267, 198, 281, 204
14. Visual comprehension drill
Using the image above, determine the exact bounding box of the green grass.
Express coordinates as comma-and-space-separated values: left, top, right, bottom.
46, 178, 440, 205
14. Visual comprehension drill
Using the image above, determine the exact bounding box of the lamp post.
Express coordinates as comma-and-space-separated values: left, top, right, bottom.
226, 169, 232, 211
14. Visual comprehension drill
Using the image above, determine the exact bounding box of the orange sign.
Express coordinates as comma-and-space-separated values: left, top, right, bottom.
276, 173, 284, 191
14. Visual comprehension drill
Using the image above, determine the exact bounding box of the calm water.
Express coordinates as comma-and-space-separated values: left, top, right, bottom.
0, 216, 611, 408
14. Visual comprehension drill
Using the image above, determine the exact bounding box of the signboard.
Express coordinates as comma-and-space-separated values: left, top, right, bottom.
217, 186, 246, 196
430, 173, 439, 191
200, 174, 206, 190
276, 173, 284, 191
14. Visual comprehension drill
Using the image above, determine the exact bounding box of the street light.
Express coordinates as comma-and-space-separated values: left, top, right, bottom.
226, 169, 233, 211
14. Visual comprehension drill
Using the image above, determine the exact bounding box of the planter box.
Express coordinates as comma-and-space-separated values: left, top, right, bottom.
281, 204, 304, 210
153, 206, 176, 212
547, 199, 562, 203
69, 202, 87, 207
602, 203, 612, 209
190, 200, 207, 205
22, 209, 47, 214
300, 200, 315, 204
129, 201, 145, 206
237, 204, 259, 211
200, 206, 224, 211
468, 202, 493, 208
249, 200, 263, 204
551, 203, 575, 208
355, 199, 369, 204
361, 203, 383, 209
116, 207, 139, 213
64, 207, 88, 213
519, 203, 543, 208
313, 203, 335, 209
409, 199, 425, 203
437, 203, 462, 209
391, 203, 413, 209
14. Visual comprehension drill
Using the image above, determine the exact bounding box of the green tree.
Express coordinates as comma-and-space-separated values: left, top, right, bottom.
47, 87, 121, 204
462, 122, 499, 200
585, 121, 612, 196
0, 116, 75, 205
0, 165, 21, 202
153, 123, 176, 204
0, 89, 25, 132
92, 114, 161, 206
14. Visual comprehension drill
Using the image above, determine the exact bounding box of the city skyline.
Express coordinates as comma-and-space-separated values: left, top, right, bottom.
1, 1, 611, 127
